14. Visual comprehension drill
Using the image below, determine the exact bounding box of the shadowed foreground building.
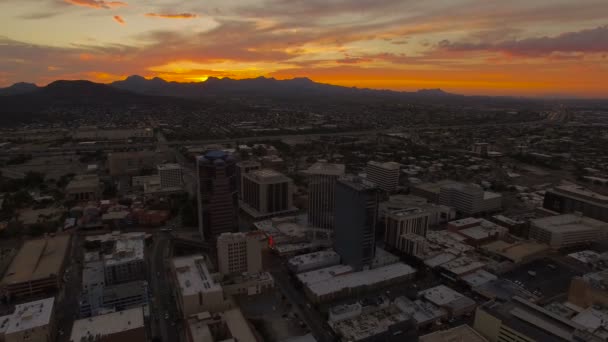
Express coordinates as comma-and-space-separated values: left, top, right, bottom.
196, 151, 239, 241
334, 176, 379, 270
304, 162, 345, 231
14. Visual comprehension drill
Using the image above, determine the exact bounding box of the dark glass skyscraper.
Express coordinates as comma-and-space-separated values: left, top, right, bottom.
334, 176, 379, 271
196, 151, 239, 241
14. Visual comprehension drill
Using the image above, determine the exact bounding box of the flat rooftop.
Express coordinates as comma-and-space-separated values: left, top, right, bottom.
104, 237, 144, 266
288, 250, 340, 267
173, 255, 221, 296
551, 184, 608, 204
419, 285, 473, 307
306, 263, 416, 297
157, 163, 181, 170
5, 297, 54, 334
245, 169, 291, 183
305, 162, 345, 176
338, 175, 377, 192
70, 307, 144, 342
532, 214, 608, 233
66, 174, 100, 191
420, 324, 488, 342
1, 235, 70, 285
413, 180, 460, 194
367, 161, 401, 170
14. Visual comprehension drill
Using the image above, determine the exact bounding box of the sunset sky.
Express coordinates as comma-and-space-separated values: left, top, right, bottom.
1, 0, 607, 97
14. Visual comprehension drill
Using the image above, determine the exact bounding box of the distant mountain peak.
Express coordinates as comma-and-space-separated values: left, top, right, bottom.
417, 88, 450, 95
0, 82, 39, 96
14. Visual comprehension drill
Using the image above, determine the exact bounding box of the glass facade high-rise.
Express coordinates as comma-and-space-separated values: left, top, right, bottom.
334, 176, 379, 271
196, 151, 239, 241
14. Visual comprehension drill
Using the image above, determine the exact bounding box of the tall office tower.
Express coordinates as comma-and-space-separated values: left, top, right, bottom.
235, 161, 261, 199
241, 169, 294, 218
304, 162, 345, 230
157, 163, 183, 189
334, 176, 379, 270
366, 161, 400, 193
196, 151, 239, 241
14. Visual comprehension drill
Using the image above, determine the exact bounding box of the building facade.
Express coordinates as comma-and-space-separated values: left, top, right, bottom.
235, 161, 261, 200
241, 169, 294, 217
384, 208, 430, 251
196, 151, 239, 241
217, 232, 264, 276
334, 176, 379, 270
157, 164, 183, 189
543, 185, 608, 223
438, 183, 502, 215
529, 214, 608, 249
305, 162, 345, 231
366, 161, 400, 193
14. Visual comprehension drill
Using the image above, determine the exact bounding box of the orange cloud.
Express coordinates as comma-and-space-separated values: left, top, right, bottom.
145, 13, 198, 19
113, 15, 125, 25
64, 0, 127, 9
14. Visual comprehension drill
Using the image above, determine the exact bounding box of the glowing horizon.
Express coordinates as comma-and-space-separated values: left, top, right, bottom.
1, 0, 607, 98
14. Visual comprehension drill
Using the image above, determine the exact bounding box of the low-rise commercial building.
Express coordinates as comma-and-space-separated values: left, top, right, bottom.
186, 309, 256, 342
473, 296, 594, 342
287, 249, 340, 274
529, 214, 608, 249
419, 285, 476, 317
447, 218, 508, 247
329, 303, 417, 342
66, 175, 101, 202
568, 270, 608, 309
70, 307, 146, 342
172, 255, 231, 318
1, 236, 70, 301
3, 297, 55, 342
420, 324, 488, 342
300, 263, 416, 303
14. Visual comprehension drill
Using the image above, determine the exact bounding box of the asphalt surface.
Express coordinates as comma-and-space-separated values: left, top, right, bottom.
57, 234, 84, 342
268, 257, 336, 342
148, 232, 182, 342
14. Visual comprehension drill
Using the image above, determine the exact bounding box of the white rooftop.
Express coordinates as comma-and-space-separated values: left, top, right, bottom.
70, 307, 144, 342
104, 237, 144, 266
297, 264, 354, 286
306, 263, 416, 297
532, 214, 608, 233
5, 297, 54, 334
173, 255, 222, 296
419, 285, 470, 307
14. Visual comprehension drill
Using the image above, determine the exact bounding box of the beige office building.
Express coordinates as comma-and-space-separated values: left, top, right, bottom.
172, 255, 231, 318
217, 232, 264, 276
366, 161, 400, 192
241, 169, 295, 217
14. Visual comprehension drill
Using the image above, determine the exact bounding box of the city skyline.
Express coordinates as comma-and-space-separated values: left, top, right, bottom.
1, 0, 607, 97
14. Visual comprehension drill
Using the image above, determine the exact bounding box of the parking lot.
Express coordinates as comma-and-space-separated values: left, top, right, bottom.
502, 257, 583, 302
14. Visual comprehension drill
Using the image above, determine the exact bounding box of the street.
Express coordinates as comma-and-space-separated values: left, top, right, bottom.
268, 257, 336, 342
148, 232, 182, 342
